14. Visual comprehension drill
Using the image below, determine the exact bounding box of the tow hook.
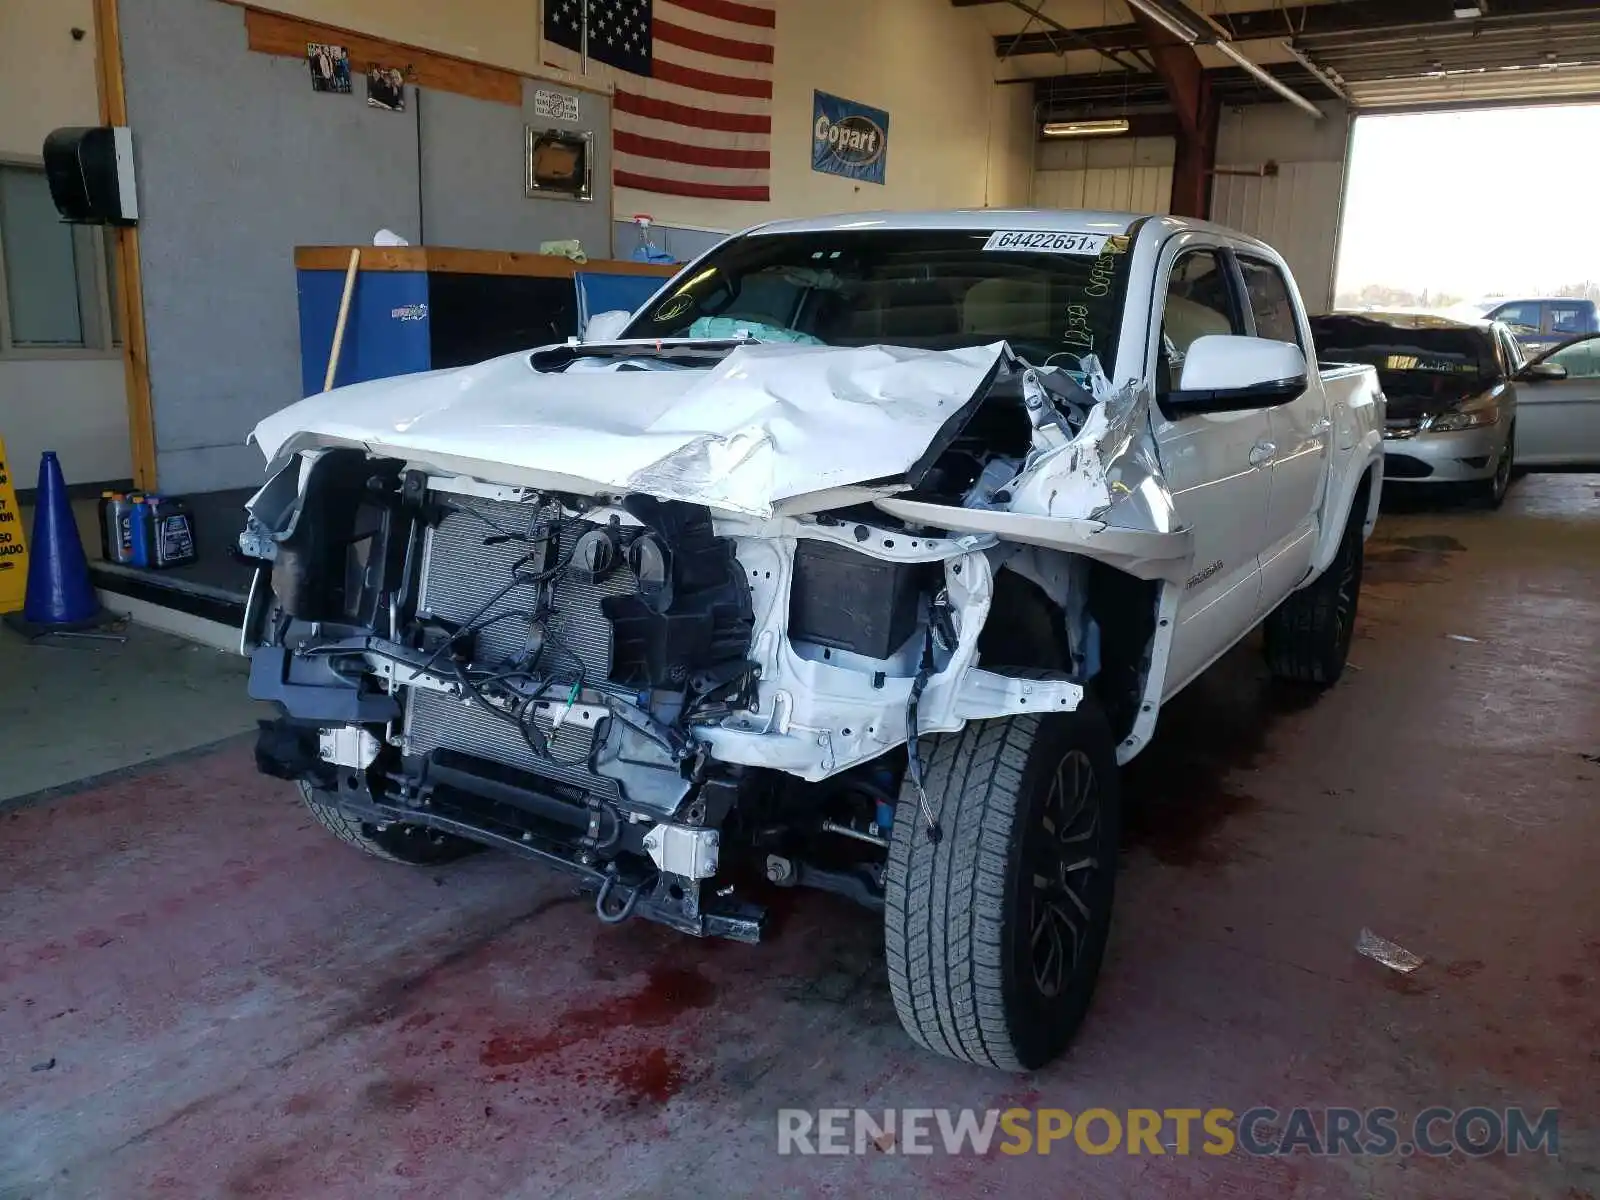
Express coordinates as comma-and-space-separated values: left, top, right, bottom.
594, 867, 643, 924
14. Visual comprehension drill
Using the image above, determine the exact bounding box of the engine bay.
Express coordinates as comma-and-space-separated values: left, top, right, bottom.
238, 344, 1179, 941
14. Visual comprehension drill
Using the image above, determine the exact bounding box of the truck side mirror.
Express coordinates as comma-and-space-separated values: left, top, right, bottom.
1166, 335, 1308, 413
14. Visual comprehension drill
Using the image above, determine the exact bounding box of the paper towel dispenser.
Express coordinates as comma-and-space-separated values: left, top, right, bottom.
43, 126, 138, 225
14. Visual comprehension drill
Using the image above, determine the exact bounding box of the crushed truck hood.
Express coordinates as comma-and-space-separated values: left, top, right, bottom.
251, 342, 1007, 518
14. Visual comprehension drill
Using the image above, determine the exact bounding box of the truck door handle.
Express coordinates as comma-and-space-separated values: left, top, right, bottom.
1310, 418, 1332, 435
1250, 440, 1276, 468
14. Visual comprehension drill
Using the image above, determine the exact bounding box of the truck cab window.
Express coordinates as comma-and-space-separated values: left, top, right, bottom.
1238, 256, 1301, 347
1548, 304, 1587, 336
1491, 301, 1540, 336
1158, 249, 1242, 394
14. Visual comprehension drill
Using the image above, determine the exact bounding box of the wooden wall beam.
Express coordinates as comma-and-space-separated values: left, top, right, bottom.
1127, 8, 1217, 219
93, 0, 157, 490
293, 246, 677, 278
243, 8, 523, 106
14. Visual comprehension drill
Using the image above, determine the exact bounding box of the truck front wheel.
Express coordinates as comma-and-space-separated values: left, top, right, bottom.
297, 781, 479, 866
884, 703, 1121, 1071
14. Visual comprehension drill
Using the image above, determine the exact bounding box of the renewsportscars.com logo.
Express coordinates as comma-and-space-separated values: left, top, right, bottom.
776, 1106, 1561, 1158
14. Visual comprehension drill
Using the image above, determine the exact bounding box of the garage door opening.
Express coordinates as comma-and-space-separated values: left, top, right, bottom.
1333, 104, 1600, 320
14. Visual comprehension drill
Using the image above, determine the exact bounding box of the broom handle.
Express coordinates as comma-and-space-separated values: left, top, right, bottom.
323, 247, 362, 392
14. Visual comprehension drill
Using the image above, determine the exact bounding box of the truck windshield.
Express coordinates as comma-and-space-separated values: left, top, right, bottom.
621, 227, 1136, 375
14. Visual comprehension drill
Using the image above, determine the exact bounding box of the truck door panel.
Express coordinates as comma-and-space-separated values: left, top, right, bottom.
1236, 254, 1328, 613
1150, 243, 1271, 695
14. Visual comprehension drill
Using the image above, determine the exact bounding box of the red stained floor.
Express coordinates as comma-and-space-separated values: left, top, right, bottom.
2, 476, 1598, 1199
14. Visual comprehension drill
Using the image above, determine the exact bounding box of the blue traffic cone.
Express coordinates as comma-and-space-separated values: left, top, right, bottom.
22, 451, 98, 627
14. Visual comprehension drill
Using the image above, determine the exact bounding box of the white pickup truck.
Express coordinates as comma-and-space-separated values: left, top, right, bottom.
241, 210, 1384, 1071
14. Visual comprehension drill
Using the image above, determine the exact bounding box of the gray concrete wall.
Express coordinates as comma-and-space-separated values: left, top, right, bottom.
122, 0, 423, 492
121, 0, 624, 494
416, 81, 614, 255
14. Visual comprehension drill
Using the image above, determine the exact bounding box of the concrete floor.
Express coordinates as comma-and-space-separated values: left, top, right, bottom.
2, 474, 1598, 1199
0, 624, 269, 803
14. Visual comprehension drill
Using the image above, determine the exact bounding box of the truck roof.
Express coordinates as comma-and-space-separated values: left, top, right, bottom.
744, 208, 1270, 249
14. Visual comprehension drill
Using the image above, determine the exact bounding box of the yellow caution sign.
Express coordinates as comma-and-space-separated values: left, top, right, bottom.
0, 437, 32, 613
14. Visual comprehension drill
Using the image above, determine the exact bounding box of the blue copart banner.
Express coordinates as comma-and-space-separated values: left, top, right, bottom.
812, 91, 889, 185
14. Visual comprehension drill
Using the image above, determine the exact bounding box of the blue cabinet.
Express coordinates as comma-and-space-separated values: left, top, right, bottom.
295, 247, 675, 396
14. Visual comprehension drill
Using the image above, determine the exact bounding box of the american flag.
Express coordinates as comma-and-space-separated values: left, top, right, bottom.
543, 0, 774, 202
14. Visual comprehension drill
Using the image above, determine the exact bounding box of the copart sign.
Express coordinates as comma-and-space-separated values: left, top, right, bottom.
812, 91, 889, 185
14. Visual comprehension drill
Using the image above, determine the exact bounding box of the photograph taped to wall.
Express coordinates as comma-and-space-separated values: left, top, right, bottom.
307, 43, 351, 94
532, 88, 580, 124
367, 66, 405, 112
526, 127, 593, 202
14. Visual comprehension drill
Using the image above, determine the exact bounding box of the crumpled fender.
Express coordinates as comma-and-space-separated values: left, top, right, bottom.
875, 360, 1195, 582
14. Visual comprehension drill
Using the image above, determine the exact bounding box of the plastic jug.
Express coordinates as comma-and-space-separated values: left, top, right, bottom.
149, 496, 197, 569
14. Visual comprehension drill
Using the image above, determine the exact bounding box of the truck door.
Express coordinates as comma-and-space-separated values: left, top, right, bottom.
1235, 253, 1327, 614
1150, 242, 1272, 696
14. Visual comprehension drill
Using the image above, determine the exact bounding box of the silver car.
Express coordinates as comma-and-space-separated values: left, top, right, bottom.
1312, 312, 1521, 507
1513, 333, 1600, 468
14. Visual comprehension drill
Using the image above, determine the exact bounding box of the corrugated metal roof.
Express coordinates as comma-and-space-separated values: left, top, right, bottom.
1299, 9, 1600, 109
1337, 64, 1600, 109
1020, 1, 1600, 116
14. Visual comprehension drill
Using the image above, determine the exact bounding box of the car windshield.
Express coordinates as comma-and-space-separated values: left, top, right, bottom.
620, 226, 1137, 375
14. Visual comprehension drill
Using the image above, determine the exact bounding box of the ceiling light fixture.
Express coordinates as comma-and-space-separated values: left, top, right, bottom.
1124, 0, 1324, 119
1213, 41, 1326, 117
1121, 0, 1202, 45
1042, 118, 1132, 137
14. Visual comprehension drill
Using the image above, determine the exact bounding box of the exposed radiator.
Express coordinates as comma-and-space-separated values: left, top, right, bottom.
404, 493, 631, 796
416, 496, 637, 680
406, 688, 620, 799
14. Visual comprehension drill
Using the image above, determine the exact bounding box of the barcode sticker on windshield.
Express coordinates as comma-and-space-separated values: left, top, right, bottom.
983, 230, 1109, 255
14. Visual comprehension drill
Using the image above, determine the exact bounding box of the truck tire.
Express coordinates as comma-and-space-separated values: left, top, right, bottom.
297, 781, 478, 866
1263, 508, 1363, 686
884, 702, 1120, 1071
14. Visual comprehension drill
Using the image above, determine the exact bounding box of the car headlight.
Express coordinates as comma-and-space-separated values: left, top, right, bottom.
1428, 406, 1499, 432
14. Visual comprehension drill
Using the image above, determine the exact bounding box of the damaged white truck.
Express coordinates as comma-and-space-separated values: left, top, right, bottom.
241, 211, 1384, 1071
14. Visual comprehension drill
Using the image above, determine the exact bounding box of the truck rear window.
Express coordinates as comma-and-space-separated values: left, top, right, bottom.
623, 227, 1136, 375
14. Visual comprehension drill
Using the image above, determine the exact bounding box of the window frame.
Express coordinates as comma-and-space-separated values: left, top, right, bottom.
1232, 251, 1305, 353
1494, 326, 1523, 378
1544, 302, 1588, 338
1152, 242, 1250, 402
0, 155, 121, 362
1489, 300, 1541, 336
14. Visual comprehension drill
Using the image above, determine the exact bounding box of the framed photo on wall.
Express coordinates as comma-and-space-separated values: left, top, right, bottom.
367, 66, 406, 112
307, 43, 352, 94
525, 128, 594, 202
